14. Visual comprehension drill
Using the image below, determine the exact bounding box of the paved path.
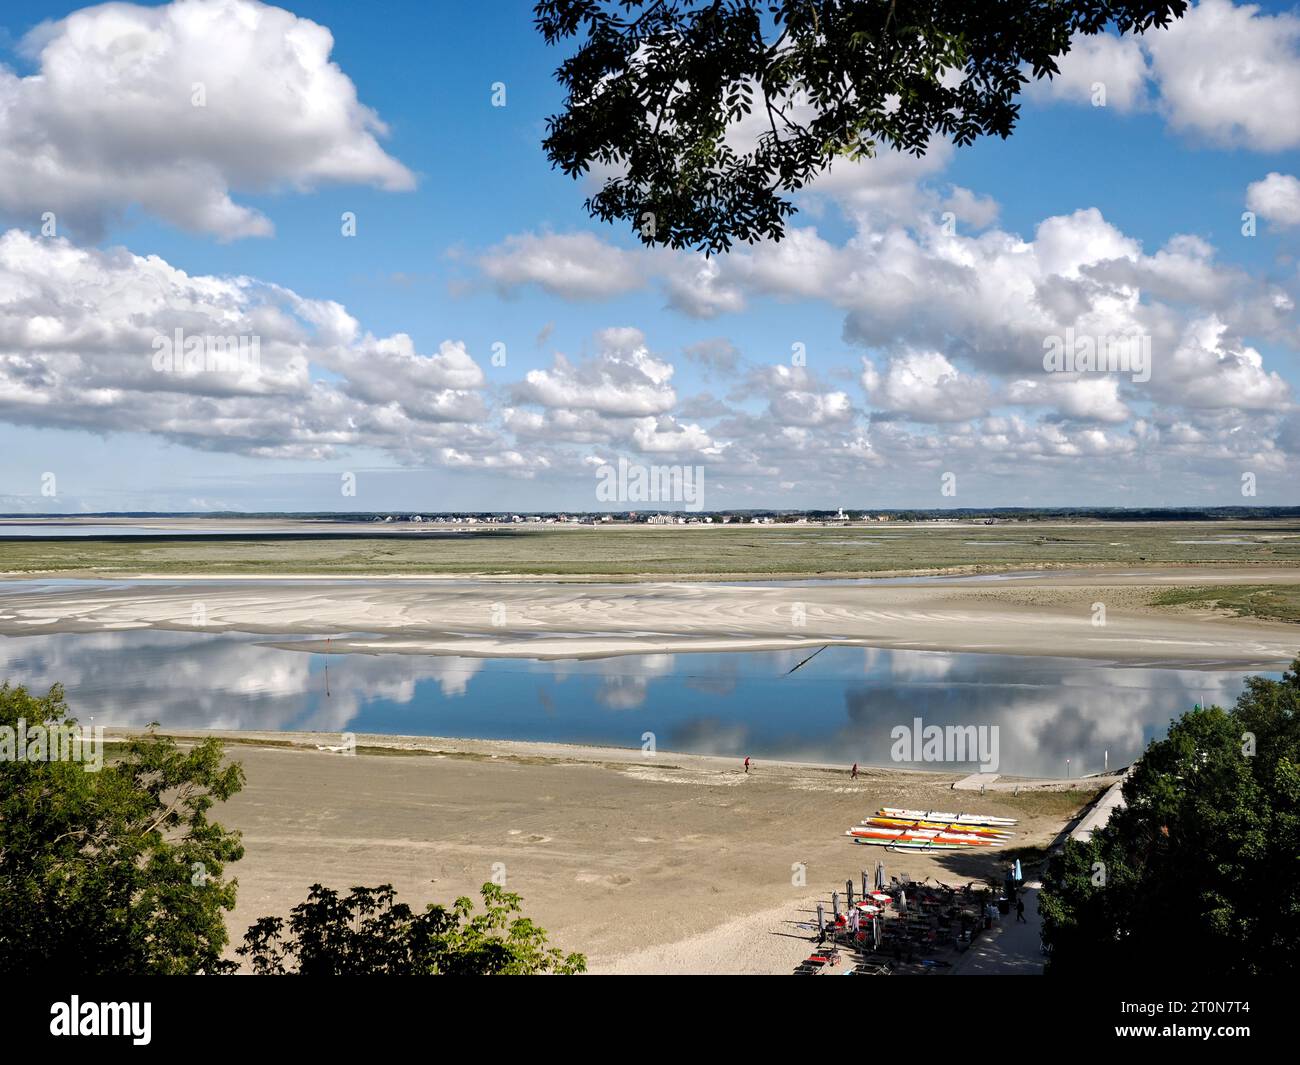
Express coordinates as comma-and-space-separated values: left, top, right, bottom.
1071, 770, 1131, 842
953, 881, 1045, 975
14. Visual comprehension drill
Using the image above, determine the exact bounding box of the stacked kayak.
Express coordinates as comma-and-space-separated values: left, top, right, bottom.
847, 826, 1003, 847
865, 816, 1013, 840
847, 809, 1018, 850
878, 807, 1018, 828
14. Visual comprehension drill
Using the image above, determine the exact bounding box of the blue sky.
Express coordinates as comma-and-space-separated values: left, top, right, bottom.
1, 0, 1299, 512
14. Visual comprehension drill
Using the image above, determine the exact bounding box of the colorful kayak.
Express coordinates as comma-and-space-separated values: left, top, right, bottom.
846, 826, 1003, 846
852, 837, 967, 850
863, 816, 1013, 838
878, 807, 1018, 827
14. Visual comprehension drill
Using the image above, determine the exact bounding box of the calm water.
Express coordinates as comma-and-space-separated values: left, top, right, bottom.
0, 627, 1270, 778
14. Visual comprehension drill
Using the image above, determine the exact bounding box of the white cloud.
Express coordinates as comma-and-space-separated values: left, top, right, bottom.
0, 0, 413, 240
1026, 33, 1150, 111
941, 187, 1000, 230
324, 337, 487, 423
513, 328, 676, 416
1019, 4, 1300, 152
1246, 172, 1300, 228
664, 254, 746, 318
630, 415, 719, 454
0, 229, 497, 462
479, 231, 647, 300
1145, 0, 1300, 150
754, 365, 853, 427
1154, 316, 1291, 411
803, 138, 956, 220
862, 351, 992, 422
1006, 376, 1130, 423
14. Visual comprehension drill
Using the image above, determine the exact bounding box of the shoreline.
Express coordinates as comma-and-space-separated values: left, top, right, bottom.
3, 558, 1300, 584
105, 726, 1115, 786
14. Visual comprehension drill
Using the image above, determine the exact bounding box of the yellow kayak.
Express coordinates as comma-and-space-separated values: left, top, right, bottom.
864, 816, 1012, 838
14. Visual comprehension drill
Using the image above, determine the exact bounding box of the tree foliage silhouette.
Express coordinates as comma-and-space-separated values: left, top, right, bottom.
537, 0, 1188, 251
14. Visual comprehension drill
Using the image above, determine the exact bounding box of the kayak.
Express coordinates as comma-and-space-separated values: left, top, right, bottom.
878, 807, 1018, 827
864, 816, 1013, 838
849, 824, 1002, 842
852, 837, 967, 850
846, 827, 1003, 846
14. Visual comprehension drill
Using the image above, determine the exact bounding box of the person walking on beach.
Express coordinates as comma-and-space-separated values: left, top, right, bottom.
1016, 898, 1026, 923
744, 755, 751, 774
851, 762, 859, 780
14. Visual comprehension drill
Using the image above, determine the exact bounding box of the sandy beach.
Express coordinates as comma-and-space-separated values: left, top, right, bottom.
7, 562, 1295, 971
105, 729, 1097, 974
4, 566, 1297, 668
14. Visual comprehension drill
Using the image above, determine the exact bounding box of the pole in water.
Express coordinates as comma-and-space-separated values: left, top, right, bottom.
784, 644, 828, 675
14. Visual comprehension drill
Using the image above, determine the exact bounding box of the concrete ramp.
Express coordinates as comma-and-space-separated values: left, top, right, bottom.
1070, 770, 1132, 843
952, 772, 1000, 791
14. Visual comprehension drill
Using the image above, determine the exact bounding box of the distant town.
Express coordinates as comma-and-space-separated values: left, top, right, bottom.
7, 506, 1297, 525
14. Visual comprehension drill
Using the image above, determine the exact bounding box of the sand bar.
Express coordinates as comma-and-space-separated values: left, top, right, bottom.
4, 566, 1297, 668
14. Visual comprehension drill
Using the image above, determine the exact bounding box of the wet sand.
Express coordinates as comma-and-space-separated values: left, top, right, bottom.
5, 567, 1297, 668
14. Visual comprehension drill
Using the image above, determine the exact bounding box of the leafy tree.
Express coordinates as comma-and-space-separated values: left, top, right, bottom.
0, 683, 245, 975
536, 0, 1188, 252
1039, 658, 1300, 975
238, 881, 587, 975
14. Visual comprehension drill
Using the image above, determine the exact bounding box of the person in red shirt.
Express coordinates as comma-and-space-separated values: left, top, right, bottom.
743, 756, 750, 774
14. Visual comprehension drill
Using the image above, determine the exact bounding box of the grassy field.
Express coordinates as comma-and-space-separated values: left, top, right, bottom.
1149, 584, 1300, 623
2, 520, 1300, 578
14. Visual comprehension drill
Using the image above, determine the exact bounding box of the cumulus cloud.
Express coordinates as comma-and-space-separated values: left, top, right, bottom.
1146, 0, 1300, 150
0, 229, 498, 462
479, 231, 647, 300
630, 415, 720, 454
1246, 172, 1300, 228
802, 138, 956, 220
681, 338, 741, 375
512, 328, 676, 416
0, 0, 413, 240
861, 351, 992, 422
1006, 376, 1130, 423
325, 337, 488, 423
467, 182, 1296, 495
1018, 3, 1300, 152
1154, 316, 1291, 411
941, 187, 1000, 230
1026, 33, 1151, 111
663, 253, 746, 318
752, 365, 853, 427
